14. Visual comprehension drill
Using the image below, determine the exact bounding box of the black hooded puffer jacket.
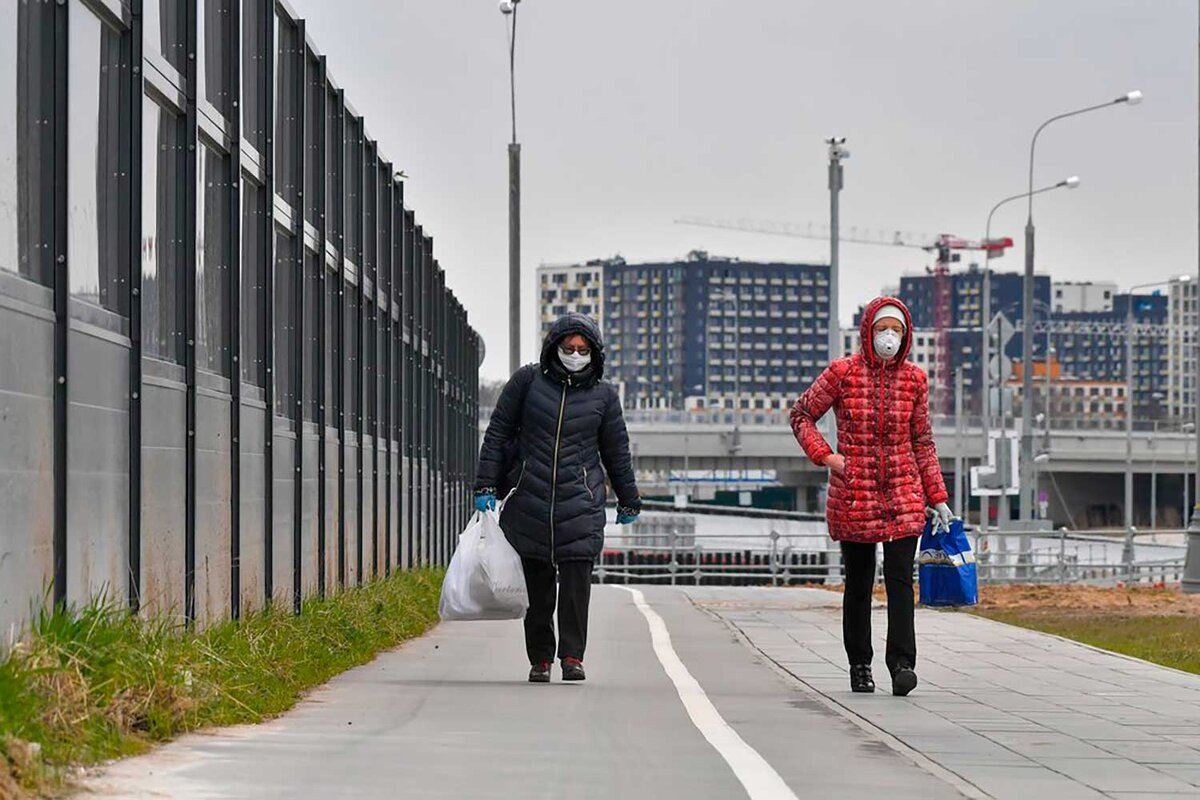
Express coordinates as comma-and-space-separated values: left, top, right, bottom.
474, 314, 641, 562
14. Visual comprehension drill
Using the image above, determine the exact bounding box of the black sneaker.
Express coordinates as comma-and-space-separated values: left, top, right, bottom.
891, 664, 918, 697
561, 657, 586, 682
529, 661, 551, 683
850, 664, 875, 693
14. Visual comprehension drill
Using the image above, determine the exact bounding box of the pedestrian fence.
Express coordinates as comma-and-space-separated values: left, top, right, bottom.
594, 520, 1187, 588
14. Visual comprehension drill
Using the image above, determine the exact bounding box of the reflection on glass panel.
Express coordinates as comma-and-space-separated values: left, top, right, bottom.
344, 117, 361, 262
323, 265, 336, 421
377, 320, 385, 435
68, 3, 127, 314
241, 0, 267, 153
142, 95, 185, 361
240, 178, 267, 385
274, 14, 299, 207
325, 91, 342, 247
197, 141, 230, 376
274, 229, 296, 418
0, 0, 52, 285
377, 168, 391, 297
198, 0, 232, 117
144, 0, 186, 75
362, 145, 375, 283
344, 288, 359, 432
365, 301, 376, 432
303, 54, 320, 227
302, 248, 318, 421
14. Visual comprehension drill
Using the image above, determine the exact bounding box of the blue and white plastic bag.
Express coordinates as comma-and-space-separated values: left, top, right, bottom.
918, 517, 978, 607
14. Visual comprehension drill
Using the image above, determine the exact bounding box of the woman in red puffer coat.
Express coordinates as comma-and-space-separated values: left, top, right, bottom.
790, 296, 952, 697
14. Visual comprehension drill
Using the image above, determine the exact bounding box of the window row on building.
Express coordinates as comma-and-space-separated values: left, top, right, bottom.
0, 0, 481, 636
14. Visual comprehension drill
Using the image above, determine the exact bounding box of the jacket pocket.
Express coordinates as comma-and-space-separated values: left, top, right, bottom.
510, 460, 528, 495
581, 465, 594, 500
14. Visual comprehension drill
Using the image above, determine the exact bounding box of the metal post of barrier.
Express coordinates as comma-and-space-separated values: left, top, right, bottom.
1058, 528, 1067, 582
769, 529, 780, 587
669, 524, 678, 587
694, 542, 702, 586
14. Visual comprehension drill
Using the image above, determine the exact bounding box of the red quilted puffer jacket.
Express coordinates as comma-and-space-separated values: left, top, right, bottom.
790, 296, 948, 543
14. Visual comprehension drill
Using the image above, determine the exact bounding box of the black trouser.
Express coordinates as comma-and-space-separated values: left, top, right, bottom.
522, 558, 593, 665
840, 536, 918, 674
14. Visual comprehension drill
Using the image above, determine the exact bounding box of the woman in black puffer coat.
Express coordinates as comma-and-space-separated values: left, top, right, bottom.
474, 313, 641, 683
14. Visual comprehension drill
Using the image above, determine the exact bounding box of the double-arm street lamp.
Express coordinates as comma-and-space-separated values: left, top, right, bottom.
1020, 90, 1143, 522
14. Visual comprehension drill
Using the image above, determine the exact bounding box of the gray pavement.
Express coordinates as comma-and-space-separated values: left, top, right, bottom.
690, 586, 1200, 799
80, 585, 1200, 799
82, 586, 963, 800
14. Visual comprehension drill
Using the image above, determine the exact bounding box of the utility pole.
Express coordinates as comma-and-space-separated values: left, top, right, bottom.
1187, 19, 1200, 592
826, 137, 848, 363
502, 0, 523, 374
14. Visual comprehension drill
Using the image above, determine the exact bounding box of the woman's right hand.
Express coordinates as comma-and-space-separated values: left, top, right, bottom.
823, 453, 846, 476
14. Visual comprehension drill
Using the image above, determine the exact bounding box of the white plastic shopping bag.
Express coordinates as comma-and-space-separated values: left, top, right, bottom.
439, 507, 529, 621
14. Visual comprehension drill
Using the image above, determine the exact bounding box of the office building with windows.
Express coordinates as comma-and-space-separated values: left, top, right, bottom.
0, 0, 481, 637
1167, 276, 1198, 423
536, 252, 831, 410
535, 259, 609, 348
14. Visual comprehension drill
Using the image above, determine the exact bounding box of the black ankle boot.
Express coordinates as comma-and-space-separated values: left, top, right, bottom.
891, 663, 918, 697
850, 664, 875, 693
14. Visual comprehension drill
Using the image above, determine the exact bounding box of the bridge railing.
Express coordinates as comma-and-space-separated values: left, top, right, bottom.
481, 406, 1194, 435
595, 522, 1186, 588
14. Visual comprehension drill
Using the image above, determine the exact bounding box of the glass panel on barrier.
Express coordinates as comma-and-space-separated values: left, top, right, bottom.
142, 93, 186, 361
273, 12, 299, 209
196, 140, 231, 376
68, 3, 128, 315
303, 248, 319, 421
0, 0, 53, 286
274, 228, 296, 417
144, 0, 186, 77
240, 177, 267, 386
197, 0, 233, 118
240, 0, 267, 155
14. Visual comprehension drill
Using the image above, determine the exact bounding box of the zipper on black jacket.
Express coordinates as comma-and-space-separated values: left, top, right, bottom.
548, 382, 569, 565
581, 465, 593, 500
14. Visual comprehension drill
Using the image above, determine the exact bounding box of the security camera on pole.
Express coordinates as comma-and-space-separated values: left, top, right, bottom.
501, 0, 523, 374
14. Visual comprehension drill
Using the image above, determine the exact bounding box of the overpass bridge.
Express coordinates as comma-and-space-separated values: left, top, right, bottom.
481, 409, 1198, 528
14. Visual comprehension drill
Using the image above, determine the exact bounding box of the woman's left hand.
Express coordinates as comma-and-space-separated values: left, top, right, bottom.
932, 502, 954, 532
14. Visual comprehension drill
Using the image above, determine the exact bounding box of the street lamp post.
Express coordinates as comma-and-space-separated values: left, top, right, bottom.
981, 178, 1079, 503
1185, 422, 1196, 532
826, 138, 848, 363
1021, 91, 1142, 522
1124, 277, 1190, 564
501, 0, 524, 374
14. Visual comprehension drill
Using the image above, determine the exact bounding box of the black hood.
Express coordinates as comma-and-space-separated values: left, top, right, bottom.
540, 313, 605, 386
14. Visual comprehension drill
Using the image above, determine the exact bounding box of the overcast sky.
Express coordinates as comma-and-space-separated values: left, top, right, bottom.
289, 0, 1198, 380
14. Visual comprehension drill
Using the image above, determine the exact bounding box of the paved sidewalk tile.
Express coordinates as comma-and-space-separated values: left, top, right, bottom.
685, 586, 1200, 800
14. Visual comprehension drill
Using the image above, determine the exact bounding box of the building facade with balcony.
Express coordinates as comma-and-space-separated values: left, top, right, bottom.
1167, 276, 1198, 423
535, 260, 609, 350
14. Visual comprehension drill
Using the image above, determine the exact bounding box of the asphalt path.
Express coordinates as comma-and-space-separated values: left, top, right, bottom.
83, 586, 969, 799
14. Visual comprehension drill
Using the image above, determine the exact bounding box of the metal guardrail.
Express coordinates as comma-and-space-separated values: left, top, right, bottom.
595, 525, 1186, 588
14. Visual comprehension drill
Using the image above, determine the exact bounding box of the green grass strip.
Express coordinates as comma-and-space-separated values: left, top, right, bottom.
0, 568, 443, 796
975, 610, 1200, 676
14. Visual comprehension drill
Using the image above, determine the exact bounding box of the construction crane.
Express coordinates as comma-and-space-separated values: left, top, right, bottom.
676, 216, 1013, 414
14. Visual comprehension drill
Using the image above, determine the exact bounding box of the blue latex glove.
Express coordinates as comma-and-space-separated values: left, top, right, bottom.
616, 511, 639, 525
475, 493, 497, 513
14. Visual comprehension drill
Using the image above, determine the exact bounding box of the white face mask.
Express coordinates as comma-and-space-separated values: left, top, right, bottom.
558, 347, 592, 373
874, 329, 902, 360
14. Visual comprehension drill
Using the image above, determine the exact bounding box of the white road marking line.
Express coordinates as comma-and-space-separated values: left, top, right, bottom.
616, 586, 800, 800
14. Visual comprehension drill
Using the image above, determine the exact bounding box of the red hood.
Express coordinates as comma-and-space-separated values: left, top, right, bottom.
858, 296, 913, 367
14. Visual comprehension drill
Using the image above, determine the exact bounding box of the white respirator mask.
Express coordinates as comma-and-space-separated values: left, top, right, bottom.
558, 347, 592, 373
874, 330, 902, 360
